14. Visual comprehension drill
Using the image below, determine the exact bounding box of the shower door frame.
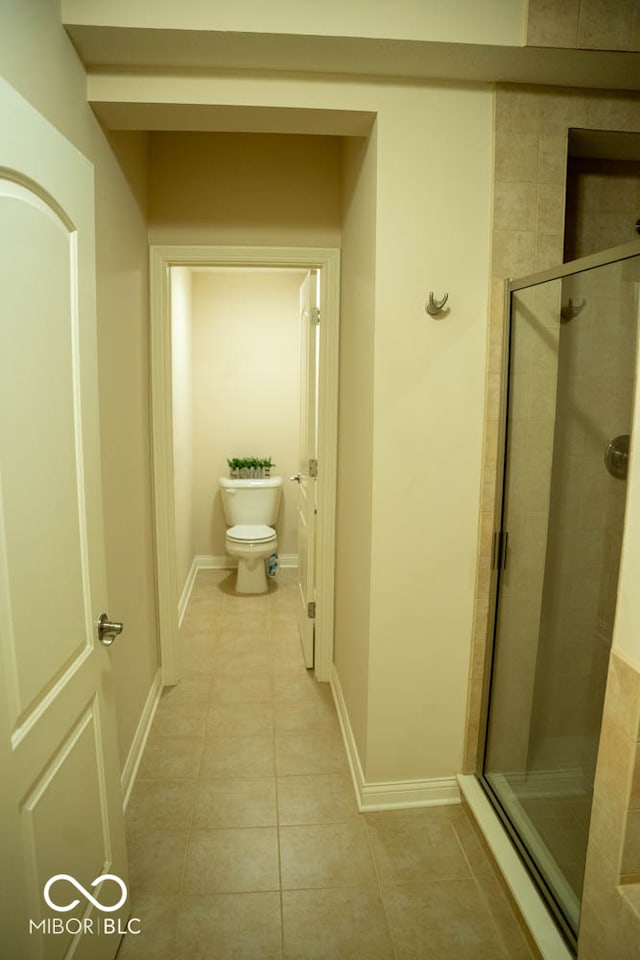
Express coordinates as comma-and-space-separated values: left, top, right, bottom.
477, 238, 640, 951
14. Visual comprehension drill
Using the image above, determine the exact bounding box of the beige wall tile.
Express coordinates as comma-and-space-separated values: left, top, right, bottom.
495, 132, 539, 183
527, 0, 580, 47
578, 0, 635, 51
495, 88, 541, 135
494, 181, 538, 232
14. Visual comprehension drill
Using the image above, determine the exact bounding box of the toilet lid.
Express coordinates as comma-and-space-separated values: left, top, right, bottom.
226, 524, 276, 543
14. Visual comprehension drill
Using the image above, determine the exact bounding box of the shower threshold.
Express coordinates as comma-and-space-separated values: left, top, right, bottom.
457, 774, 574, 960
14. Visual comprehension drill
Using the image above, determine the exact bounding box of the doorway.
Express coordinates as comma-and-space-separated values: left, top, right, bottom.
149, 245, 340, 685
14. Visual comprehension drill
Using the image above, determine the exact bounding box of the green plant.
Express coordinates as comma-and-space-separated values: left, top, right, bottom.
227, 456, 275, 475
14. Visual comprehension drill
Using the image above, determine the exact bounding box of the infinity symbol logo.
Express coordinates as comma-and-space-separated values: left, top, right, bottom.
44, 874, 128, 914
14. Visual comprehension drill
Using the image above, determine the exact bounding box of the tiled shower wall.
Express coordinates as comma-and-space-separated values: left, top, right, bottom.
527, 0, 640, 52
464, 83, 640, 957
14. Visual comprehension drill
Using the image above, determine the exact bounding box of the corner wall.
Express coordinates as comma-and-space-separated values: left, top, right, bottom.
334, 131, 378, 770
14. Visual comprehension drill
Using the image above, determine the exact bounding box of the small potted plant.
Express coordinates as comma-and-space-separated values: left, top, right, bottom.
227, 456, 275, 478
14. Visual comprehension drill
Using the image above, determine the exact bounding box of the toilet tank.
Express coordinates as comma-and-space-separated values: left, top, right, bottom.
219, 476, 283, 526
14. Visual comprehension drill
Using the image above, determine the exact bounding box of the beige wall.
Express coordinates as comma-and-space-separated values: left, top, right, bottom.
0, 1, 158, 772
364, 85, 493, 783
190, 270, 303, 562
63, 0, 527, 47
171, 267, 195, 591
148, 132, 343, 248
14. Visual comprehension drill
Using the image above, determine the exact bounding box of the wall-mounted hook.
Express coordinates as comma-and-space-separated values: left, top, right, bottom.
426, 291, 449, 317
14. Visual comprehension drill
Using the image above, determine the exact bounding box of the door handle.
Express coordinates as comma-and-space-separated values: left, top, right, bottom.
98, 613, 124, 646
289, 473, 302, 483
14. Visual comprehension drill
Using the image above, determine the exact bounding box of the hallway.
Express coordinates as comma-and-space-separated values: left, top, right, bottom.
118, 569, 537, 959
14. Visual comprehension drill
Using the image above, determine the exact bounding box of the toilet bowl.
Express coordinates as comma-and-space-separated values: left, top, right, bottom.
219, 476, 283, 594
225, 524, 278, 594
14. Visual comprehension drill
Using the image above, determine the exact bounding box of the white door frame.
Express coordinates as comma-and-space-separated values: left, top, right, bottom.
149, 244, 340, 684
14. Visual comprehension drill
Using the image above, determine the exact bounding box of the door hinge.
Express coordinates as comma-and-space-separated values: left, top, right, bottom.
309, 458, 318, 478
307, 601, 316, 619
311, 306, 320, 324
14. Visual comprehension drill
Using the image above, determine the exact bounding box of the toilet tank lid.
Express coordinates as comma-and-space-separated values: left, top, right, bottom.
219, 476, 283, 489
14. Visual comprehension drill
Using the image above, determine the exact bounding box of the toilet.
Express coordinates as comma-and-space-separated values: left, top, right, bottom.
219, 476, 283, 594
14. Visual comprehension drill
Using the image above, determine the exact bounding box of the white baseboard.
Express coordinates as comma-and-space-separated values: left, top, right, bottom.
330, 666, 461, 811
194, 553, 298, 571
178, 556, 200, 627
120, 668, 163, 811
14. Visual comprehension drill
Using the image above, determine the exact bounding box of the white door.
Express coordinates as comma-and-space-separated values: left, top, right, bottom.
0, 79, 128, 959
294, 271, 320, 668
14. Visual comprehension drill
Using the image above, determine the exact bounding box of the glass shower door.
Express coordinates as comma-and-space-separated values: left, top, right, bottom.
482, 250, 640, 946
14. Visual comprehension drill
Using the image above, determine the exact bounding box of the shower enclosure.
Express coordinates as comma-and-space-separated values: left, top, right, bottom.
481, 241, 640, 949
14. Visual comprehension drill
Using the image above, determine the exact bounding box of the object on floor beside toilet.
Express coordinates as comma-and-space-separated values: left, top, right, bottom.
219, 475, 282, 594
267, 553, 279, 579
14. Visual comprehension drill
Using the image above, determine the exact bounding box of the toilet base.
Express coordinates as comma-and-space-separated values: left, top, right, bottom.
235, 557, 268, 594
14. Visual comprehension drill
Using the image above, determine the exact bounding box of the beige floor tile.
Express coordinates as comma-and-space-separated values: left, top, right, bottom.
151, 691, 210, 739
174, 892, 282, 960
206, 700, 275, 738
451, 814, 499, 879
383, 879, 510, 959
193, 777, 277, 828
126, 778, 197, 830
273, 666, 328, 703
124, 569, 536, 959
476, 875, 538, 960
212, 651, 273, 677
282, 886, 395, 960
181, 637, 222, 677
210, 670, 273, 703
274, 699, 340, 738
183, 828, 280, 894
366, 812, 472, 884
115, 893, 178, 959
126, 826, 189, 896
275, 732, 349, 776
138, 736, 203, 779
200, 735, 276, 778
280, 821, 377, 890
277, 773, 358, 825
156, 677, 212, 706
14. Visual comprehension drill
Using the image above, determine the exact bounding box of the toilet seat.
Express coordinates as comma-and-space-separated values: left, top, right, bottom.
226, 524, 276, 543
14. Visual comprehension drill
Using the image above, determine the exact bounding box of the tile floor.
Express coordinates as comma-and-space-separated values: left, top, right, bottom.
117, 568, 538, 959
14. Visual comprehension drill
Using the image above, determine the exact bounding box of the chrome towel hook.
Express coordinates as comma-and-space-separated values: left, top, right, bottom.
426, 291, 449, 316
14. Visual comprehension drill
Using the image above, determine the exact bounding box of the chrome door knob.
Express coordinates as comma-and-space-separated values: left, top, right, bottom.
289, 473, 302, 483
98, 613, 124, 646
